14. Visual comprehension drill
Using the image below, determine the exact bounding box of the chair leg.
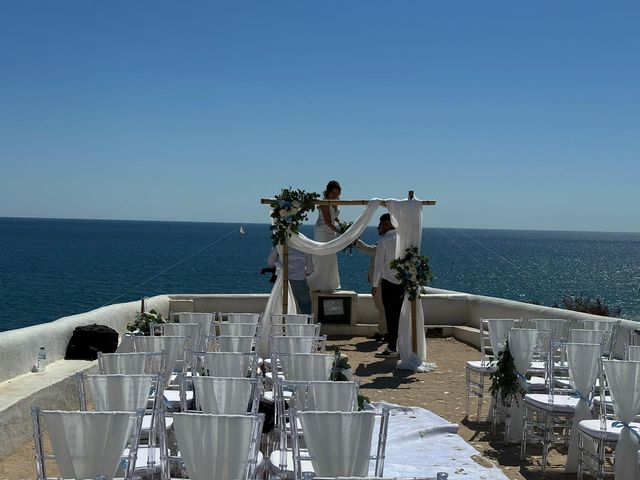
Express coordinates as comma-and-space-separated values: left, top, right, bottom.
465, 367, 471, 419
577, 433, 584, 480
542, 411, 551, 476
520, 404, 528, 461
477, 372, 485, 422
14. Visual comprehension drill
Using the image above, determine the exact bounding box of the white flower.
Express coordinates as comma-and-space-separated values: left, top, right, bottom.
292, 200, 301, 209
279, 208, 288, 218
289, 207, 299, 215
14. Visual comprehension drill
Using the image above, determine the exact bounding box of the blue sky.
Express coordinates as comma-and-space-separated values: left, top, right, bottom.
1, 1, 638, 231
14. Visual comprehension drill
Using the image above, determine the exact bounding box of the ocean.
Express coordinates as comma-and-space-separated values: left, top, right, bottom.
1, 217, 639, 332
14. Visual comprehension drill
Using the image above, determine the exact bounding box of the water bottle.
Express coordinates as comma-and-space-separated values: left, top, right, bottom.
36, 347, 46, 372
437, 473, 449, 480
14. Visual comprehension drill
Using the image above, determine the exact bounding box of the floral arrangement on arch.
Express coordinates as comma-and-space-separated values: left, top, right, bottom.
390, 246, 433, 301
270, 188, 320, 246
126, 309, 166, 335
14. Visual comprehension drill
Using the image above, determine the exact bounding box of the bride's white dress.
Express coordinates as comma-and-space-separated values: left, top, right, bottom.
306, 206, 341, 291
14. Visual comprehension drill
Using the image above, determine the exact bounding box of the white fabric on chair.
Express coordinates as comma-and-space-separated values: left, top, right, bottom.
157, 323, 200, 353
202, 352, 251, 378
258, 267, 298, 357
386, 197, 434, 372
283, 323, 318, 336
298, 411, 376, 477
273, 314, 312, 325
626, 346, 640, 361
42, 410, 135, 480
99, 352, 162, 375
178, 313, 214, 347
192, 377, 252, 414
272, 336, 316, 354
486, 319, 517, 355
215, 335, 254, 353
218, 322, 258, 337
603, 360, 640, 479
133, 335, 188, 385
506, 328, 539, 443
85, 374, 155, 412
564, 343, 602, 473
533, 319, 568, 343
294, 381, 358, 412
173, 413, 257, 480
281, 354, 334, 381
227, 313, 261, 324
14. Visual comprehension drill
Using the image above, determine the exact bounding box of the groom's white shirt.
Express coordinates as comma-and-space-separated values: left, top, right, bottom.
372, 230, 400, 287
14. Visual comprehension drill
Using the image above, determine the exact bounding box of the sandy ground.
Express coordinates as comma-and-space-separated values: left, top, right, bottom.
0, 336, 577, 480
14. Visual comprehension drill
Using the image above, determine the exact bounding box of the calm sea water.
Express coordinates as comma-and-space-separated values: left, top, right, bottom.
1, 217, 639, 332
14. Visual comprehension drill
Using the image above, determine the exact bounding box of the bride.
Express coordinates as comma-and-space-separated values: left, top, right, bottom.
307, 180, 342, 292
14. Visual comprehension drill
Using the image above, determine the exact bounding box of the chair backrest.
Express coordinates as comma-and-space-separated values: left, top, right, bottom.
172, 412, 264, 480
565, 343, 602, 406
193, 351, 257, 378
152, 322, 200, 353
272, 323, 321, 337
210, 335, 256, 353
624, 345, 640, 361
271, 313, 313, 325
290, 409, 389, 479
177, 313, 215, 348
225, 313, 262, 325
77, 373, 160, 412
216, 322, 260, 337
569, 329, 606, 345
582, 319, 621, 358
289, 380, 359, 412
533, 319, 570, 343
271, 335, 325, 354
133, 335, 189, 385
33, 408, 144, 480
485, 319, 519, 355
97, 351, 166, 376
275, 352, 335, 381
186, 377, 260, 414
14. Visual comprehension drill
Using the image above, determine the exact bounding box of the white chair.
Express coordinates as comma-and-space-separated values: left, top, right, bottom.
569, 328, 606, 345
533, 319, 570, 343
272, 335, 326, 354
132, 335, 189, 386
465, 318, 497, 421
276, 352, 335, 381
182, 376, 261, 414
192, 351, 258, 378
170, 412, 265, 480
625, 345, 640, 361
209, 335, 256, 353
272, 313, 314, 325
33, 407, 145, 480
289, 409, 390, 479
216, 321, 261, 337
271, 322, 322, 337
151, 322, 200, 355
97, 351, 166, 376
578, 360, 640, 479
582, 319, 621, 359
176, 312, 215, 349
226, 312, 262, 325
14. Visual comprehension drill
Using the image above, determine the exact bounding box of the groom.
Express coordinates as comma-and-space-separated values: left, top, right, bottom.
372, 213, 403, 358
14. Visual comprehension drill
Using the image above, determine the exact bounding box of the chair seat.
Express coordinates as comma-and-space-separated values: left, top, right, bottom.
524, 393, 579, 413
164, 389, 193, 409
122, 446, 162, 471
141, 414, 174, 431
578, 419, 640, 442
466, 360, 497, 373
269, 449, 314, 475
263, 389, 293, 402
527, 376, 547, 391
265, 371, 285, 381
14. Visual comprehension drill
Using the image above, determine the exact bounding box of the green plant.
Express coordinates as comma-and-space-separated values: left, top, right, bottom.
270, 188, 320, 246
330, 348, 369, 410
489, 339, 526, 406
390, 246, 433, 301
125, 309, 166, 335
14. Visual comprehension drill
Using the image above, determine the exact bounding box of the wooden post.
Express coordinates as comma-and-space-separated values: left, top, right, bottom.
408, 190, 418, 354
282, 241, 289, 314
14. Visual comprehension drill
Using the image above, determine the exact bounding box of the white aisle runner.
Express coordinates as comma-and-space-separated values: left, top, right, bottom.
368, 402, 508, 480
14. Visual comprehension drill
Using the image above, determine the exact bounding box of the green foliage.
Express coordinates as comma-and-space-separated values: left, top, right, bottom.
330, 348, 369, 410
270, 188, 320, 246
125, 309, 166, 335
557, 295, 622, 317
390, 246, 433, 301
489, 339, 526, 406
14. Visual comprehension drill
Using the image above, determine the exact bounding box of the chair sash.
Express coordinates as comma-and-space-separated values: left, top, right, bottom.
173, 413, 260, 480
486, 319, 517, 355
294, 381, 358, 412
157, 323, 200, 353
272, 313, 312, 325
98, 352, 163, 375
192, 377, 253, 414
218, 322, 259, 337
272, 336, 315, 354
134, 335, 188, 385
215, 335, 255, 353
298, 411, 375, 477
569, 329, 605, 345
178, 313, 214, 347
283, 324, 319, 337
41, 410, 136, 480
201, 352, 252, 378
227, 313, 261, 325
85, 374, 155, 412
603, 360, 640, 479
281, 353, 334, 381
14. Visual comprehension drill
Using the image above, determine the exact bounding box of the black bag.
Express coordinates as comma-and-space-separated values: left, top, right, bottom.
65, 324, 119, 360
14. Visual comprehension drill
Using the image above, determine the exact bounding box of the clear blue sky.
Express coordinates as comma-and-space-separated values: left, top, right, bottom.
1, 1, 638, 231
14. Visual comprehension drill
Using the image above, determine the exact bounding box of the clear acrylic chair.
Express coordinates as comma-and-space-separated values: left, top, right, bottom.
465, 318, 497, 421
208, 334, 257, 353
168, 412, 265, 480
288, 408, 390, 479
582, 319, 621, 359
131, 335, 189, 386
33, 407, 145, 480
271, 322, 322, 337
225, 312, 262, 325
97, 351, 166, 376
271, 313, 314, 325
216, 321, 261, 337
151, 322, 200, 355
624, 345, 640, 361
180, 376, 261, 414
191, 350, 258, 378
175, 312, 216, 349
271, 335, 327, 355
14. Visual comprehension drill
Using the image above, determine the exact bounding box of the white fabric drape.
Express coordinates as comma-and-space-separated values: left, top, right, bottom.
133, 336, 188, 386
294, 381, 358, 412
564, 343, 602, 472
173, 413, 256, 480
178, 313, 215, 348
533, 319, 569, 344
218, 323, 259, 337
227, 313, 261, 325
99, 353, 151, 375
487, 319, 517, 355
159, 323, 200, 353
272, 336, 315, 354
192, 377, 252, 414
216, 335, 254, 353
283, 324, 317, 336
85, 374, 154, 412
281, 354, 334, 381
202, 352, 251, 378
386, 198, 434, 372
272, 314, 312, 325
299, 411, 375, 477
569, 329, 605, 344
627, 346, 640, 361
42, 410, 135, 480
506, 328, 539, 443
603, 360, 640, 479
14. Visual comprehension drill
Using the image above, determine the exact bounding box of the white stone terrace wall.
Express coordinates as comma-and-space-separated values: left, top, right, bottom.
0, 295, 170, 383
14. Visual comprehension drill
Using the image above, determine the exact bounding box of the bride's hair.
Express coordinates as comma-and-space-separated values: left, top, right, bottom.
323, 180, 341, 198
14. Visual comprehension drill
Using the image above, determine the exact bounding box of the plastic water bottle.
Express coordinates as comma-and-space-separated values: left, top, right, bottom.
437, 473, 449, 480
36, 347, 46, 372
